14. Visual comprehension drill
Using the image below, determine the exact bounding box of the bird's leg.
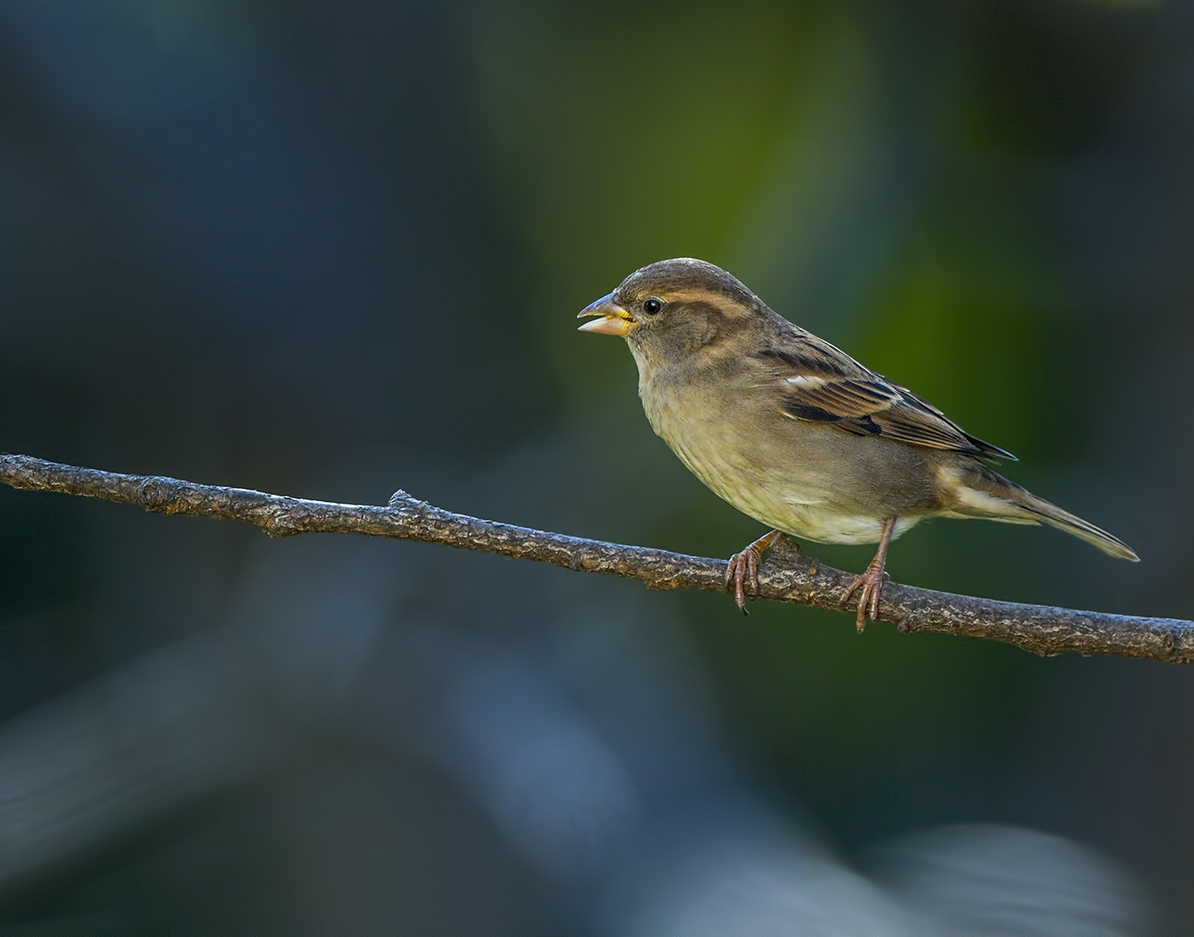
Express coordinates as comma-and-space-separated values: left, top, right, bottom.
726, 529, 783, 615
841, 517, 897, 632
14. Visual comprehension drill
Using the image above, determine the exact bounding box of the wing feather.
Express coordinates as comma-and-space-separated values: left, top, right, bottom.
749, 343, 1015, 461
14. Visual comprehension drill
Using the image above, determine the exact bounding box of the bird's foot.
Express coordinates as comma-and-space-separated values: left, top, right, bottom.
841, 565, 889, 632
840, 516, 897, 632
726, 530, 783, 615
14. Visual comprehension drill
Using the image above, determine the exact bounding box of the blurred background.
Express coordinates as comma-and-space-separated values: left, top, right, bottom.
0, 0, 1190, 933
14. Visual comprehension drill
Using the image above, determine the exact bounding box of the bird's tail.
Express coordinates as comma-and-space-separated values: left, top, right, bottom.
1012, 490, 1139, 561
943, 463, 1140, 561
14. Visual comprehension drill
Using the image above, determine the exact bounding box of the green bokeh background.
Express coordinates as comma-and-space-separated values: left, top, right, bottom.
0, 0, 1189, 933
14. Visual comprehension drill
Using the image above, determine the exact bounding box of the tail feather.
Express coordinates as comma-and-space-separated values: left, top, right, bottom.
944, 463, 1140, 561
1014, 493, 1140, 561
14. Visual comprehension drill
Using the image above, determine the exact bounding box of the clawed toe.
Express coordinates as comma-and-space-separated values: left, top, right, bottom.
841, 517, 897, 632
726, 548, 759, 614
841, 568, 889, 632
725, 530, 781, 615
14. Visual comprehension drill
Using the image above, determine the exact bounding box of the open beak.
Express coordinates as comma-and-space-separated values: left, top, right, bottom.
577, 293, 635, 336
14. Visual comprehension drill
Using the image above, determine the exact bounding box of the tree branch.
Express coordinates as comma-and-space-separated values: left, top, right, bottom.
1, 452, 1188, 663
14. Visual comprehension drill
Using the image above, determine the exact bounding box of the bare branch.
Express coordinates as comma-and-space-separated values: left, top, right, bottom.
2, 452, 1189, 663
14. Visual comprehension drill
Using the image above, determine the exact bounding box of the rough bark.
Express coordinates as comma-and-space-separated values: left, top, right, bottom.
2, 453, 1188, 663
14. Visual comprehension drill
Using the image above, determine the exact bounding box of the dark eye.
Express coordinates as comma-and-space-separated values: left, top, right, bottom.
643, 298, 664, 315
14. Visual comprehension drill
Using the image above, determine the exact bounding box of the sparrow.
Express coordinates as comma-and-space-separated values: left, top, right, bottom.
578, 258, 1138, 628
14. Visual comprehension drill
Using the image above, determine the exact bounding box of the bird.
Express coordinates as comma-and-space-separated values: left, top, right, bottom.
577, 258, 1138, 628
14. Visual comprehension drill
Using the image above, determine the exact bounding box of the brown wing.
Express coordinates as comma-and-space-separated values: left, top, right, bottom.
749, 342, 1015, 461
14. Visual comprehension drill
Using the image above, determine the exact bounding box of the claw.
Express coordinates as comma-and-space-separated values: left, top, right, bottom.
725, 530, 782, 614
842, 568, 890, 632
840, 517, 897, 632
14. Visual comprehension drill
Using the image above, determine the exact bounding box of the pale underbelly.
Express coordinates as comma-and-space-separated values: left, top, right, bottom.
708, 468, 921, 544
658, 417, 924, 546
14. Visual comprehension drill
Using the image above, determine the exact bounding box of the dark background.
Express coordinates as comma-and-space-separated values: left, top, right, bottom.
0, 0, 1190, 933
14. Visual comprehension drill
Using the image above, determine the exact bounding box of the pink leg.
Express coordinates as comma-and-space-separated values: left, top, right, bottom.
725, 530, 783, 614
841, 517, 897, 632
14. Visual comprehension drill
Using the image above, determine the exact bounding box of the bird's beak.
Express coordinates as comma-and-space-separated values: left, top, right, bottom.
577, 293, 635, 336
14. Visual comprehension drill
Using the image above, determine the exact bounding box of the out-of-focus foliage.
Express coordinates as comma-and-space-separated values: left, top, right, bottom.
0, 0, 1190, 933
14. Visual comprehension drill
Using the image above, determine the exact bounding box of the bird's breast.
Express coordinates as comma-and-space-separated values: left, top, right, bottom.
638, 367, 927, 545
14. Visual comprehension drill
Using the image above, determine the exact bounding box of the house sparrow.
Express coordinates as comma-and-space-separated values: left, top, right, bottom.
578, 258, 1138, 628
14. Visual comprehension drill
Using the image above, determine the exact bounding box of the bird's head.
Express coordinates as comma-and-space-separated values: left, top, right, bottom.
578, 258, 767, 365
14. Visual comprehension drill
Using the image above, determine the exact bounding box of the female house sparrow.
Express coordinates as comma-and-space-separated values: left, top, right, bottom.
578, 258, 1138, 627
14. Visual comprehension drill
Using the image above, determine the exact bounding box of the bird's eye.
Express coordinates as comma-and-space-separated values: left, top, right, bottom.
643, 298, 664, 315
